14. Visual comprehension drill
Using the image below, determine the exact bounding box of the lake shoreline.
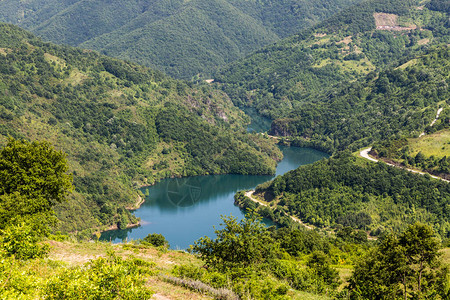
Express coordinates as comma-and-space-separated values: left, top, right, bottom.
100, 146, 329, 246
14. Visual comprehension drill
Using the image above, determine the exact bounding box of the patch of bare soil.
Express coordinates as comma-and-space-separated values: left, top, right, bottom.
374, 12, 398, 27
337, 36, 353, 45
374, 13, 416, 31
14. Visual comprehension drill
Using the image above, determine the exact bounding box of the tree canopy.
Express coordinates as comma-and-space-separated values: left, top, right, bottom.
0, 138, 72, 232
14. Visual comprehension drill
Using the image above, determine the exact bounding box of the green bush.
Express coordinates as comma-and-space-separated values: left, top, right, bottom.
143, 233, 169, 248
44, 252, 154, 300
0, 222, 49, 260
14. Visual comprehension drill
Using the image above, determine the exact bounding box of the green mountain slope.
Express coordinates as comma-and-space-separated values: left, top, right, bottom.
253, 151, 450, 237
270, 46, 450, 153
0, 0, 362, 78
81, 0, 278, 79
215, 0, 449, 118
0, 23, 281, 235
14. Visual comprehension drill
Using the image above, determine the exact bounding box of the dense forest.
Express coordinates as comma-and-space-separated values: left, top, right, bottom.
0, 23, 282, 235
0, 0, 363, 79
269, 46, 449, 153
215, 0, 449, 119
245, 152, 450, 238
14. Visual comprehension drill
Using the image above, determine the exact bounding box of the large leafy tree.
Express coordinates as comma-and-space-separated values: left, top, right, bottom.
348, 223, 449, 299
0, 138, 73, 232
192, 213, 277, 271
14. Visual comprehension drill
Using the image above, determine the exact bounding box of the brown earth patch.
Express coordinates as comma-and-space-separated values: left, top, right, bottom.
337, 36, 353, 45
374, 12, 417, 31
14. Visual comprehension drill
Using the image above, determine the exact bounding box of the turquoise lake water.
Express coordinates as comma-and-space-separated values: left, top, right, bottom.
100, 109, 329, 248
100, 146, 328, 249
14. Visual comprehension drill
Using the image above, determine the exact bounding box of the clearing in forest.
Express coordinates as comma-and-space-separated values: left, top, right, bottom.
408, 129, 450, 158
374, 13, 417, 31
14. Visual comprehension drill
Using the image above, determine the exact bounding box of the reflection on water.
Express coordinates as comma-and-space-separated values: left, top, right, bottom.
244, 107, 272, 133
101, 146, 329, 249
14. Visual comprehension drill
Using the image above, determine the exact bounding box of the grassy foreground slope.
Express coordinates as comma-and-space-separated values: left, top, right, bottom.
215, 0, 449, 118
0, 23, 281, 235
0, 0, 363, 78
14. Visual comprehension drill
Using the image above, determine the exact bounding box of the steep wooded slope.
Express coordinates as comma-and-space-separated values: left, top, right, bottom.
0, 0, 362, 78
0, 23, 281, 235
216, 0, 449, 118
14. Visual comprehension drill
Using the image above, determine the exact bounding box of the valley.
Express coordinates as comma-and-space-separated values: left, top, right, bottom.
0, 0, 364, 79
0, 0, 449, 299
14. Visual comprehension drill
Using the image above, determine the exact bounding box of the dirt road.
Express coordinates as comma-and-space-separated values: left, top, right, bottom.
359, 147, 449, 183
244, 190, 313, 229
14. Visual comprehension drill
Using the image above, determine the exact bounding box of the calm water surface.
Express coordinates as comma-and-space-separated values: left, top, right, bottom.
244, 107, 272, 133
100, 146, 328, 248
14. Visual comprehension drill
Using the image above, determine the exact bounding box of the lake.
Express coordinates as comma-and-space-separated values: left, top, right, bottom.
100, 146, 329, 249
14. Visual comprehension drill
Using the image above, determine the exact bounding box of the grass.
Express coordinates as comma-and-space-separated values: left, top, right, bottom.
312, 58, 375, 75
408, 129, 450, 158
42, 240, 336, 299
290, 290, 331, 299
43, 240, 212, 299
396, 58, 418, 70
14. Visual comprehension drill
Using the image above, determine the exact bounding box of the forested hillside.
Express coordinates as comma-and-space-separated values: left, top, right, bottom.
216, 0, 449, 118
0, 0, 362, 78
271, 46, 449, 153
250, 152, 450, 238
0, 23, 281, 235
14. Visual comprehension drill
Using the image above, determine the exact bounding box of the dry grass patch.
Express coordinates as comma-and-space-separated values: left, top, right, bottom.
441, 248, 450, 265
418, 38, 430, 45
0, 48, 9, 55
408, 129, 450, 158
374, 13, 399, 27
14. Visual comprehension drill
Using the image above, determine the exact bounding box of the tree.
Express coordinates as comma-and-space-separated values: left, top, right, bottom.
0, 138, 72, 232
192, 213, 277, 271
307, 251, 340, 289
143, 233, 169, 248
348, 223, 448, 299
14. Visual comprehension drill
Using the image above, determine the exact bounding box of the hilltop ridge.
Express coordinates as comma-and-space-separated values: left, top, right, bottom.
0, 0, 363, 78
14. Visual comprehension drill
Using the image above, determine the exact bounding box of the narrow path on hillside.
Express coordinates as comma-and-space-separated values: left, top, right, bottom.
245, 190, 313, 229
361, 107, 448, 183
360, 147, 449, 183
419, 107, 443, 137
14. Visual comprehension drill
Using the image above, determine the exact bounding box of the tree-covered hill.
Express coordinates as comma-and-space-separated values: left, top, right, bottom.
215, 0, 449, 119
0, 0, 363, 78
271, 46, 450, 153
252, 151, 450, 238
0, 23, 281, 235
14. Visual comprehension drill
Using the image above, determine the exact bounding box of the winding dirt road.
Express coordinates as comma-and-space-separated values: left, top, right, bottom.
360, 107, 448, 183
360, 147, 449, 183
419, 107, 443, 137
244, 190, 314, 229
